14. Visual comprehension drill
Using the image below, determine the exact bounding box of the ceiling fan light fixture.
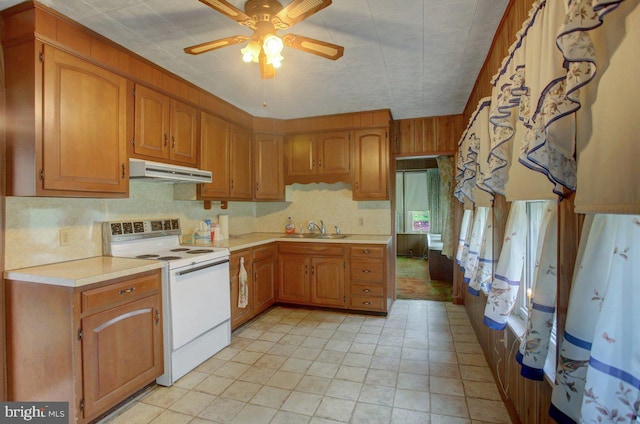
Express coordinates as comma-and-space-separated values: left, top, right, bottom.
241, 39, 261, 62
262, 34, 284, 57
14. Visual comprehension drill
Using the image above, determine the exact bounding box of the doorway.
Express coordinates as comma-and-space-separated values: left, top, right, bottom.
394, 158, 453, 301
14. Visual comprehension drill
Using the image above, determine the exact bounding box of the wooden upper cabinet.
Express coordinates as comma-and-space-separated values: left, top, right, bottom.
229, 125, 253, 199
198, 113, 252, 200
4, 41, 129, 197
352, 128, 389, 200
199, 112, 230, 198
286, 133, 315, 177
254, 133, 284, 201
285, 131, 350, 183
395, 115, 463, 156
169, 100, 199, 166
133, 84, 198, 167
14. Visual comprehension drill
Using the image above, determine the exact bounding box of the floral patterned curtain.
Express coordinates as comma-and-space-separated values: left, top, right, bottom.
462, 207, 489, 288
483, 201, 528, 330
456, 209, 474, 268
467, 208, 494, 296
550, 214, 640, 423
516, 201, 558, 380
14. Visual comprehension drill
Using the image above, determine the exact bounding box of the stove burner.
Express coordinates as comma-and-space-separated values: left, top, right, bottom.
157, 256, 182, 261
136, 254, 160, 259
186, 249, 214, 254
171, 248, 191, 252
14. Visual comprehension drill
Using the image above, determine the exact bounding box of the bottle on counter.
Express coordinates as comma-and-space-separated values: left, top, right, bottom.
285, 216, 295, 234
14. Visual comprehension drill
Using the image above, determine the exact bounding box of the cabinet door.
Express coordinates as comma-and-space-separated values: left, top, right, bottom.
277, 254, 310, 303
230, 126, 253, 199
199, 112, 230, 199
254, 133, 284, 200
352, 128, 388, 200
311, 257, 345, 307
317, 131, 350, 176
253, 257, 276, 315
169, 99, 198, 166
82, 295, 163, 419
133, 84, 170, 161
230, 250, 253, 329
42, 46, 128, 194
285, 133, 315, 176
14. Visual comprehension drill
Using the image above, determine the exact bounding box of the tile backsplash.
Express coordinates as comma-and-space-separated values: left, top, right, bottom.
4, 181, 390, 269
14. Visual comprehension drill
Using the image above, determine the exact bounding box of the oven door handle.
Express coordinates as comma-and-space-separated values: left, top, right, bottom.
175, 259, 229, 276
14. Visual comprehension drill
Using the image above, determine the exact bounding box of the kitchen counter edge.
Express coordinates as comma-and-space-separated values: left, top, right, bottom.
189, 232, 392, 252
3, 256, 164, 288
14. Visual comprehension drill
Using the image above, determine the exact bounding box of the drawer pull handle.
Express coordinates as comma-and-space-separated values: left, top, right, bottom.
362, 301, 372, 305
362, 289, 371, 293
361, 269, 372, 273
155, 308, 160, 325
118, 287, 136, 295
362, 249, 370, 254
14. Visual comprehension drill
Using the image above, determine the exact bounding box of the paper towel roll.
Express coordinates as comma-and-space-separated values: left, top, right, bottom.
219, 214, 229, 240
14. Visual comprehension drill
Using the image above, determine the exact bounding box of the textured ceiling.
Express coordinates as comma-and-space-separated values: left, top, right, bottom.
0, 0, 509, 120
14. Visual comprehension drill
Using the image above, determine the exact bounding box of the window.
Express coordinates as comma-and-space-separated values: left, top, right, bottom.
395, 169, 440, 234
515, 201, 545, 320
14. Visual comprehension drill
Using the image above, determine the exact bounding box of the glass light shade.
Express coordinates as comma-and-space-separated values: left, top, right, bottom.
241, 40, 260, 63
262, 35, 284, 56
268, 54, 283, 68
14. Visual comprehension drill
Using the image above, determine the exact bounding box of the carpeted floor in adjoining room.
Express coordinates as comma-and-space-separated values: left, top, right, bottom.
396, 256, 453, 302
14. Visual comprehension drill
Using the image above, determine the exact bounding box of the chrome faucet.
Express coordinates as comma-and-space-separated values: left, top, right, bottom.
308, 220, 326, 234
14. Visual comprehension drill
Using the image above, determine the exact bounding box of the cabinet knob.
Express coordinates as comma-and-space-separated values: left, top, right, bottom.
118, 287, 135, 295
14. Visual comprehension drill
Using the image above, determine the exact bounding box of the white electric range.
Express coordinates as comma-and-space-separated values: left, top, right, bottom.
102, 218, 230, 386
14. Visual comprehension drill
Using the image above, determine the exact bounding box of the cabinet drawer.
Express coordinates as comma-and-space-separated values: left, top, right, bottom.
350, 259, 384, 283
350, 245, 385, 258
279, 243, 344, 256
350, 283, 384, 297
253, 244, 276, 262
349, 295, 385, 311
82, 272, 160, 314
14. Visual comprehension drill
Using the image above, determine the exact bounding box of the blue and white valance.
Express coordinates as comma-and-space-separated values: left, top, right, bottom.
550, 214, 640, 424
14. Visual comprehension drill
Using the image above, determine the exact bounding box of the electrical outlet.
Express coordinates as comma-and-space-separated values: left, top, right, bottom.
60, 229, 71, 246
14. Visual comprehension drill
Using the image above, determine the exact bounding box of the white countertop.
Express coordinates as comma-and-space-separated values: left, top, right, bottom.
188, 232, 392, 252
3, 256, 164, 288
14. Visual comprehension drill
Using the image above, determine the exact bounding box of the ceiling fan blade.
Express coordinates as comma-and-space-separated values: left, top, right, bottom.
272, 0, 332, 29
199, 0, 256, 29
184, 35, 249, 55
282, 34, 344, 60
259, 49, 276, 79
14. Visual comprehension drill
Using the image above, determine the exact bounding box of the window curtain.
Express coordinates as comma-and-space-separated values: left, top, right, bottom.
426, 169, 441, 234
456, 209, 474, 268
483, 201, 528, 330
516, 201, 558, 380
550, 214, 640, 423
467, 208, 494, 296
462, 207, 489, 287
437, 156, 455, 258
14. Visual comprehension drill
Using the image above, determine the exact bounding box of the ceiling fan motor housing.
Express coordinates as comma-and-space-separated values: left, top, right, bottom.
244, 0, 284, 23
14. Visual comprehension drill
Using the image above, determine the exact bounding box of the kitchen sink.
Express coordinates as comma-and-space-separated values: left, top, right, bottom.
314, 234, 347, 239
282, 233, 318, 238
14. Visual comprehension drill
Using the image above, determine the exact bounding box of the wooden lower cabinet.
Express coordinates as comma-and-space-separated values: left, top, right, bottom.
4, 270, 163, 423
348, 245, 388, 312
278, 243, 346, 309
230, 244, 277, 330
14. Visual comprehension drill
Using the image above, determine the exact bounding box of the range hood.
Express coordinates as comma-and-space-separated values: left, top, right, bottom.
129, 158, 212, 183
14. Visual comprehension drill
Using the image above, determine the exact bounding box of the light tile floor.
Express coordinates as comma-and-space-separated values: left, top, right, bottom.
99, 300, 513, 424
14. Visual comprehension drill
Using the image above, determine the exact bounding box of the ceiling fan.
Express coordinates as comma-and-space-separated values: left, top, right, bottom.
184, 0, 345, 79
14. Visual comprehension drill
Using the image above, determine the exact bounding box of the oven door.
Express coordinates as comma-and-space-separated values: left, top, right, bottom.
168, 258, 230, 350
